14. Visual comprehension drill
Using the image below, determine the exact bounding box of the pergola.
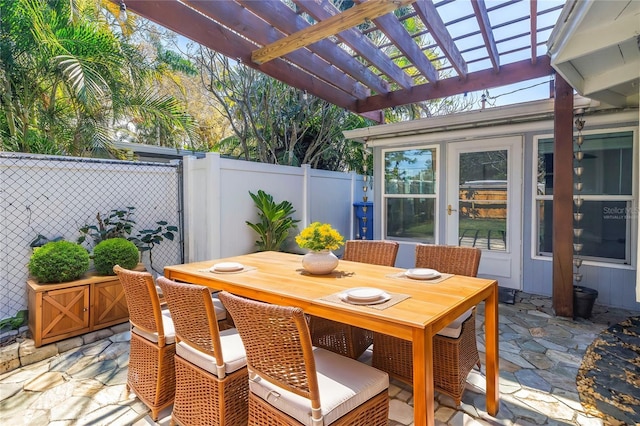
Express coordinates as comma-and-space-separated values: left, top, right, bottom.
115, 0, 564, 122
114, 0, 640, 316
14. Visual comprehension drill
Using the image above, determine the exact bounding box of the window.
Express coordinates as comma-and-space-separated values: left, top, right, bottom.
383, 147, 437, 241
535, 130, 635, 263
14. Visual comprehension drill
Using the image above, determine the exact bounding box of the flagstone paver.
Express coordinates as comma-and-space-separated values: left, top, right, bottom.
0, 292, 637, 425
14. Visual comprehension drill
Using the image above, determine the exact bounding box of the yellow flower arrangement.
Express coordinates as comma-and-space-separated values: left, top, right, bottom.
295, 222, 344, 252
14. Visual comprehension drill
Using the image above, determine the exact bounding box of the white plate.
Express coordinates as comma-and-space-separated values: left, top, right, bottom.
210, 262, 244, 272
339, 291, 390, 305
405, 268, 441, 280
345, 287, 385, 302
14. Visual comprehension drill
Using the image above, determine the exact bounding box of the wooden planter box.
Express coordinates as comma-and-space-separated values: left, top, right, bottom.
27, 264, 144, 347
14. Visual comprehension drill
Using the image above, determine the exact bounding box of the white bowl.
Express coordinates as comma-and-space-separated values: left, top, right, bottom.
210, 262, 244, 272
405, 268, 441, 280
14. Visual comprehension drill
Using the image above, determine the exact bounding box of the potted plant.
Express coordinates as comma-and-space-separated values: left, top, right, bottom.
28, 240, 90, 283
246, 190, 300, 252
92, 238, 140, 275
295, 222, 344, 274
77, 206, 178, 274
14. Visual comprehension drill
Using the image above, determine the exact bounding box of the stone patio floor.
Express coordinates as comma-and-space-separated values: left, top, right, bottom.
1, 291, 638, 426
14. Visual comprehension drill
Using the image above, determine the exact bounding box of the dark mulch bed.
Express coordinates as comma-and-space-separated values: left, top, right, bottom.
577, 316, 640, 425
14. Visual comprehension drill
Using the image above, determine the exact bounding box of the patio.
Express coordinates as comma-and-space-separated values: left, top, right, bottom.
1, 291, 637, 425
1, 1, 638, 424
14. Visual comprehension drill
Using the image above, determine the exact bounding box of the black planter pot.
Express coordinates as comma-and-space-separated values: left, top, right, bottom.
574, 285, 598, 319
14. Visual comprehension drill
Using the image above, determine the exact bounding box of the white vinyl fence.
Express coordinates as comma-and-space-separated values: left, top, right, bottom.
0, 152, 368, 320
183, 153, 367, 262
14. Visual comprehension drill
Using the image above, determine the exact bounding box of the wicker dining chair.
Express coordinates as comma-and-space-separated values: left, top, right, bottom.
157, 277, 248, 426
218, 291, 390, 426
113, 265, 176, 420
371, 244, 482, 405
309, 240, 399, 359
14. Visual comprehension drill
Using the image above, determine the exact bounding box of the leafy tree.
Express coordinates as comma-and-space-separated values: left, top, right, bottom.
0, 0, 198, 155
193, 48, 375, 173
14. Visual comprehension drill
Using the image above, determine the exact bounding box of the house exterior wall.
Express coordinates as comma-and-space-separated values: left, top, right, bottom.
362, 103, 639, 311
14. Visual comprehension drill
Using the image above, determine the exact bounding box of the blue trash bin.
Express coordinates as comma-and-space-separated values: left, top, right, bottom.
353, 202, 373, 240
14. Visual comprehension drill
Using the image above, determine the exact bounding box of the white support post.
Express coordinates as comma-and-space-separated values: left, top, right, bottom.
301, 164, 311, 227
182, 152, 221, 262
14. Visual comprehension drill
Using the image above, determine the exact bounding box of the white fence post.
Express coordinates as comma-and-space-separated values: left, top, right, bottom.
183, 152, 222, 262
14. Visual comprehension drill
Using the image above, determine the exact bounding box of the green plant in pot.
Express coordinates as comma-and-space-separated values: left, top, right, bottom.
28, 241, 90, 283
93, 238, 140, 275
246, 190, 299, 252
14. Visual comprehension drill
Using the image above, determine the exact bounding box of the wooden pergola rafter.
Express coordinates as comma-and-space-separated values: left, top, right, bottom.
115, 0, 563, 123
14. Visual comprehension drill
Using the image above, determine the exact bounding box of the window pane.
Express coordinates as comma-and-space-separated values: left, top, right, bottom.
537, 139, 554, 196
538, 200, 553, 254
386, 198, 435, 241
459, 151, 507, 251
384, 149, 436, 195
537, 131, 633, 196
537, 200, 629, 262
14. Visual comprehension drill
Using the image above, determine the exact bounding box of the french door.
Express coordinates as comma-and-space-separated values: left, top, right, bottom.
446, 136, 523, 289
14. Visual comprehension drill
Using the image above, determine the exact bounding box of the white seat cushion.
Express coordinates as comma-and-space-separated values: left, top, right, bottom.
211, 293, 227, 321
249, 347, 388, 425
132, 309, 176, 344
176, 328, 247, 377
436, 308, 473, 339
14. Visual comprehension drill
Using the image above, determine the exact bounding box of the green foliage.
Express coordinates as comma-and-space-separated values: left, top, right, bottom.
246, 190, 299, 252
128, 221, 178, 274
30, 234, 63, 248
0, 0, 200, 155
77, 206, 178, 274
0, 310, 27, 332
92, 238, 139, 276
194, 51, 376, 172
28, 241, 90, 283
77, 207, 136, 248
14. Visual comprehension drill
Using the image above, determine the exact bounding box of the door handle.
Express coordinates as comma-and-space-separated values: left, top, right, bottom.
447, 204, 457, 215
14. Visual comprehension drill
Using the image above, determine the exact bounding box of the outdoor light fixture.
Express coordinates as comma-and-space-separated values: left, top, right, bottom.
119, 1, 127, 23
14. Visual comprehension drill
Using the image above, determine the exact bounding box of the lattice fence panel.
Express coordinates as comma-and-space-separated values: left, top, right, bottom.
0, 153, 183, 319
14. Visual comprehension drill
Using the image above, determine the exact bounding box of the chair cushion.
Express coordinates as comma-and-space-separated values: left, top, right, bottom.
211, 293, 227, 321
436, 308, 473, 339
249, 347, 388, 426
132, 309, 176, 344
176, 328, 247, 376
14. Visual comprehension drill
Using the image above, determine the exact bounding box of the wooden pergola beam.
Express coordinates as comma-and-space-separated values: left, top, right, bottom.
183, 0, 370, 99
120, 0, 363, 115
355, 0, 439, 82
552, 73, 574, 318
240, 0, 390, 95
294, 0, 414, 89
472, 0, 500, 72
530, 0, 538, 64
357, 56, 552, 112
413, 0, 467, 78
251, 0, 415, 65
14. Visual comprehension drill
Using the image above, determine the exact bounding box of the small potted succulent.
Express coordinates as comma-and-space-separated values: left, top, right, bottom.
92, 237, 140, 275
28, 240, 90, 283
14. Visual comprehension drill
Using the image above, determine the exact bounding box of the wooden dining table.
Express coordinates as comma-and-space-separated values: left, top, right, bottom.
164, 250, 499, 426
